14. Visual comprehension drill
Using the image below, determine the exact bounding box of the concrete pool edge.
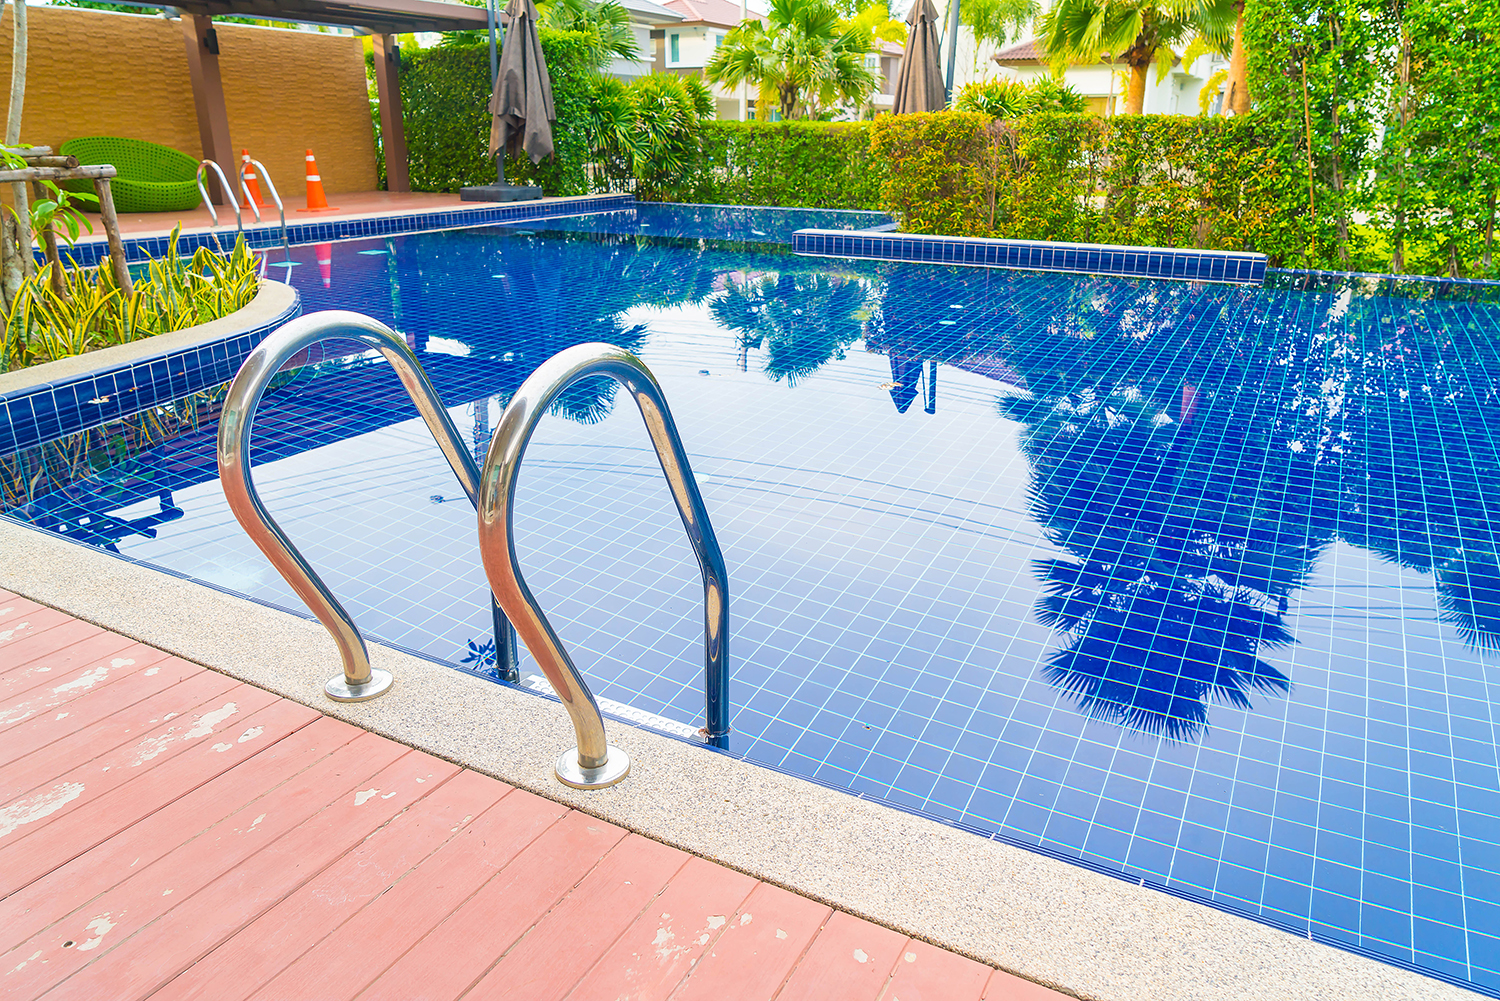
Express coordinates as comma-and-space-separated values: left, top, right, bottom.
0, 519, 1470, 1001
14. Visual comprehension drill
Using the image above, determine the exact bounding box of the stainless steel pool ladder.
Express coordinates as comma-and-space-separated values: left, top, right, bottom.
217, 311, 731, 789
238, 157, 291, 255
195, 160, 243, 244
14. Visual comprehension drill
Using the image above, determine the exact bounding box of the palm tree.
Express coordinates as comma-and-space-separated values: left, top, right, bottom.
704, 0, 878, 120
1037, 0, 1234, 114
538, 0, 639, 66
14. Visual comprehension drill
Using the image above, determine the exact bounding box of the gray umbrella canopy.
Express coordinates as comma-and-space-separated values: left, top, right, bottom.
892, 0, 945, 114
489, 0, 556, 163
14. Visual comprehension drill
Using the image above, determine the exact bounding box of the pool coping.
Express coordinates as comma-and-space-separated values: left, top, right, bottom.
55, 193, 637, 267
0, 281, 301, 456
0, 517, 1470, 1001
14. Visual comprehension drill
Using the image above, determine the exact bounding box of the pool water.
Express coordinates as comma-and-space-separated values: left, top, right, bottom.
7, 211, 1500, 994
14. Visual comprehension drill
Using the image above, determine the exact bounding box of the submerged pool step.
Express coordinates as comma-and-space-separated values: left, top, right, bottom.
793, 228, 1268, 285
519, 674, 703, 742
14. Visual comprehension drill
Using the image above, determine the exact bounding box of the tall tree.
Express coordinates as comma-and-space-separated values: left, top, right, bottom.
704, 0, 877, 120
1037, 0, 1234, 114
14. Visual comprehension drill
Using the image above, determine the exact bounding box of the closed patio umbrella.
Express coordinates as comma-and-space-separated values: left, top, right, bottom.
892, 0, 945, 114
465, 0, 553, 201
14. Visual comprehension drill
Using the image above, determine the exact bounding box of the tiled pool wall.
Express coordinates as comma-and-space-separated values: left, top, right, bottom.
0, 291, 302, 457
56, 194, 637, 268
793, 229, 1270, 285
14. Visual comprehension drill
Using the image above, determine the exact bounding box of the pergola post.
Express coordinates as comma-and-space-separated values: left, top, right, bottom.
181, 13, 235, 203
372, 34, 410, 193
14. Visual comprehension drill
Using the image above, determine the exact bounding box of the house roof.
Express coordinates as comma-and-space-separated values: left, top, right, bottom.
620, 0, 684, 23
658, 0, 748, 27
990, 38, 1044, 63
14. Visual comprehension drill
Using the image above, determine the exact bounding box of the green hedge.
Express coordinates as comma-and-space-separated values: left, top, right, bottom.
869, 111, 1301, 262
389, 31, 594, 195
673, 120, 883, 209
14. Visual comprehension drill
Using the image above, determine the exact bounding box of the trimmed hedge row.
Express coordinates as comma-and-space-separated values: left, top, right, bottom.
392, 32, 595, 196
679, 121, 883, 209
868, 112, 1300, 260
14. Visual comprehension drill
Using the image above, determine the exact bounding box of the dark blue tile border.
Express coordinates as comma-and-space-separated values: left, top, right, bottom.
0, 289, 302, 456
792, 229, 1269, 286
53, 194, 637, 268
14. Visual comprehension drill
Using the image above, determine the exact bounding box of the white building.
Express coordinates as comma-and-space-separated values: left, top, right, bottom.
989, 38, 1228, 116
612, 0, 687, 80
651, 0, 905, 119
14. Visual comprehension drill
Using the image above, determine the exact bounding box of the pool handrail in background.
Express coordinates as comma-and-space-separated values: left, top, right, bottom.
478, 343, 731, 789
216, 310, 520, 702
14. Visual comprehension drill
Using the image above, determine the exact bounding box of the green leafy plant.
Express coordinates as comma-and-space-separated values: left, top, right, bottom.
704, 0, 878, 120
585, 72, 715, 199
953, 77, 1088, 116
2, 227, 262, 373
687, 119, 883, 207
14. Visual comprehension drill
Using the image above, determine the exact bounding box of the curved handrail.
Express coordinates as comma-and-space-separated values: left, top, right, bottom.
217, 310, 518, 701
477, 343, 730, 789
196, 160, 242, 245
240, 157, 290, 252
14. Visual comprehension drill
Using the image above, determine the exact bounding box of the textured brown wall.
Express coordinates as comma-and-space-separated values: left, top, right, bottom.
0, 6, 377, 196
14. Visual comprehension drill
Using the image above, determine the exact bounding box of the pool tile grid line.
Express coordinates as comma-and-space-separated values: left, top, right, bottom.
0, 285, 302, 458
0, 593, 1064, 1001
792, 229, 1270, 285
51, 194, 636, 268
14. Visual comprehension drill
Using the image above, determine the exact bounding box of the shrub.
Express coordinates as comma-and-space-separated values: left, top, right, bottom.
870, 110, 1300, 260
392, 29, 596, 195
2, 230, 261, 373
683, 120, 883, 209
587, 73, 716, 200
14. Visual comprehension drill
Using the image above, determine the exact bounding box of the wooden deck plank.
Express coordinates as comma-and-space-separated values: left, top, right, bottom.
0, 644, 174, 756
148, 769, 513, 1001
41, 749, 462, 1001
247, 788, 574, 1001
776, 910, 909, 1001
0, 730, 410, 1001
562, 854, 759, 1001
669, 881, 833, 1001
459, 833, 689, 1001
0, 614, 108, 671
878, 939, 992, 1001
0, 627, 138, 703
0, 715, 357, 949
982, 969, 1073, 1000
351, 810, 634, 1001
0, 697, 320, 897
0, 667, 240, 806
0, 595, 45, 625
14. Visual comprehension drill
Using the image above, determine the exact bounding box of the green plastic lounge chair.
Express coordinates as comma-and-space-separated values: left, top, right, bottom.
59, 137, 203, 213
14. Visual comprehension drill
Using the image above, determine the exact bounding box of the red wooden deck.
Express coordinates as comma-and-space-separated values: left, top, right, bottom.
0, 590, 1067, 1001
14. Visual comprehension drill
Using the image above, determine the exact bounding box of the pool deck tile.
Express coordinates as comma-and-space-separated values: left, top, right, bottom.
0, 607, 1071, 1001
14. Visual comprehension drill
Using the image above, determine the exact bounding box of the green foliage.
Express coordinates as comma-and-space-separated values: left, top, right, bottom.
964, 0, 1041, 54
388, 29, 596, 195
953, 76, 1088, 116
2, 228, 261, 373
705, 0, 878, 119
869, 111, 1293, 256
682, 120, 883, 207
586, 73, 716, 200
538, 0, 641, 65
1039, 0, 1235, 113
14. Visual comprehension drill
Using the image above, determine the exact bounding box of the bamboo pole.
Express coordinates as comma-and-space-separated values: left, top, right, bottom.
0, 163, 115, 183
16, 155, 78, 169
93, 178, 133, 297
29, 179, 64, 298
1, 145, 51, 156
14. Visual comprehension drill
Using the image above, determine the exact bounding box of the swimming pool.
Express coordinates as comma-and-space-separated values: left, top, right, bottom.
6, 208, 1500, 994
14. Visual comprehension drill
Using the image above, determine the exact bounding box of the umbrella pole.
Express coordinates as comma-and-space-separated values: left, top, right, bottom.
943, 0, 961, 103
488, 0, 502, 184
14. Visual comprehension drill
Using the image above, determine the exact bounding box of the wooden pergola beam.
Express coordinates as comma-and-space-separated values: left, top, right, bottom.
181, 13, 236, 204
372, 34, 410, 193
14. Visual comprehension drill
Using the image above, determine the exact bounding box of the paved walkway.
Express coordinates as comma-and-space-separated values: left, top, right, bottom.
0, 590, 1065, 1001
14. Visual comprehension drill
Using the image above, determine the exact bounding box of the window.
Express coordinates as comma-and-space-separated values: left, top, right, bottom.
669, 33, 679, 63
865, 52, 879, 71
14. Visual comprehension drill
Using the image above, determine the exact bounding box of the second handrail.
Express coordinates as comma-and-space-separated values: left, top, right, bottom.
196, 159, 242, 241
477, 343, 730, 789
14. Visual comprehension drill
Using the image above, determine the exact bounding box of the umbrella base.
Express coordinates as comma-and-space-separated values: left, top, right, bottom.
460, 184, 544, 202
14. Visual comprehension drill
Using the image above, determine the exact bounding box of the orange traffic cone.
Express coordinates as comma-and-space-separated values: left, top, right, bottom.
241, 149, 267, 209
315, 242, 333, 288
297, 149, 339, 213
